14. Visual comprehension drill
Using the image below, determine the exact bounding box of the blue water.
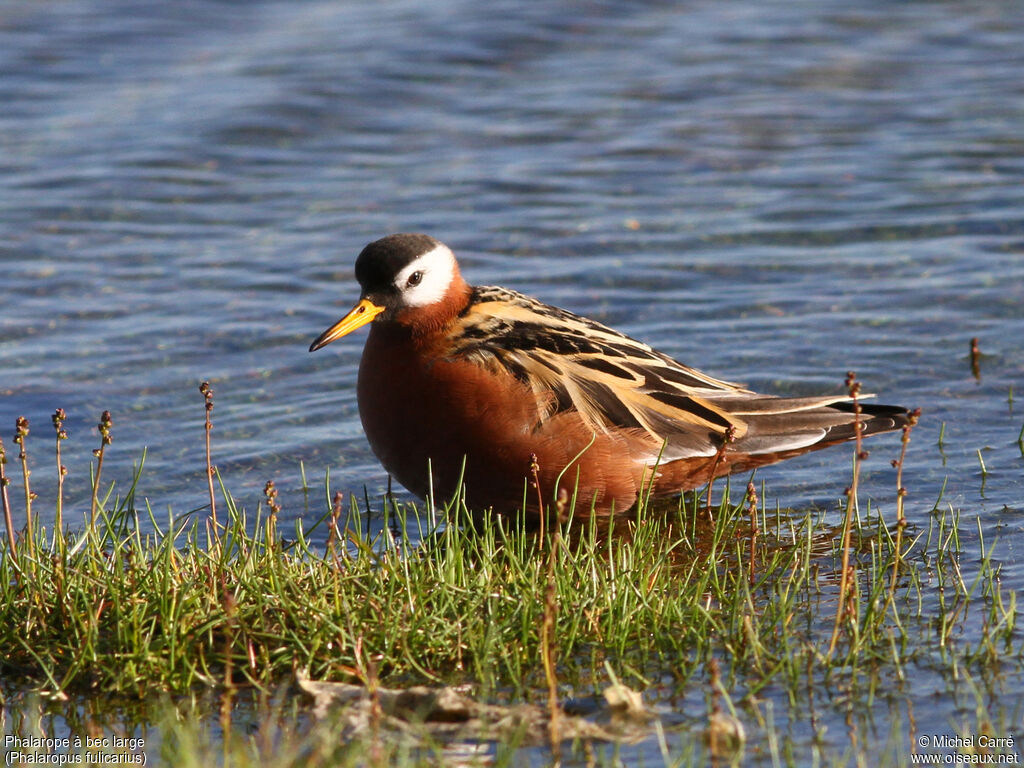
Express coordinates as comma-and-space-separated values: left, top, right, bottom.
3, 0, 1024, 764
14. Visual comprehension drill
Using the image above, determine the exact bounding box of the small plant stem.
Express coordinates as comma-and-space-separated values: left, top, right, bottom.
0, 437, 15, 558
14, 417, 36, 561
264, 481, 280, 550
220, 584, 237, 736
828, 372, 864, 658
52, 409, 68, 541
328, 490, 343, 564
90, 411, 113, 527
705, 425, 737, 521
541, 527, 561, 761
200, 382, 217, 526
747, 481, 759, 585
533, 493, 572, 762
529, 453, 545, 531
890, 409, 921, 597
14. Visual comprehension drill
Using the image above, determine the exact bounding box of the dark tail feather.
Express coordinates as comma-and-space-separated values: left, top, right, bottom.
825, 401, 912, 442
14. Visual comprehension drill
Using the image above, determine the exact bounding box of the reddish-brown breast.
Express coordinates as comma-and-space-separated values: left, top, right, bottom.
356, 319, 653, 518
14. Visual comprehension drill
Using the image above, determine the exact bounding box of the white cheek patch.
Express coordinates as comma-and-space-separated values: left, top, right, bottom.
394, 244, 456, 307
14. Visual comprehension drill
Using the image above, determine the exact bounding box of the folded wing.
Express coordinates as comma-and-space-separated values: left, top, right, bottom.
450, 286, 908, 465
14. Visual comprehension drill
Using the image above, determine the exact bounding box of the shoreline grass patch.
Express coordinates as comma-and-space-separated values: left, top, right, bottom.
0, 402, 1021, 765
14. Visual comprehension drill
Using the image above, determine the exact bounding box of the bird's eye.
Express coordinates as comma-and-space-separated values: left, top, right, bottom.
406, 271, 423, 287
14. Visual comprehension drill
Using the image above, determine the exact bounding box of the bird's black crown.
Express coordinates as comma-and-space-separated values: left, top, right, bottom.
355, 233, 441, 291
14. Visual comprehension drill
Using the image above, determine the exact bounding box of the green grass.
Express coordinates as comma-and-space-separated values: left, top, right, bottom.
2, 468, 810, 696
1, 405, 1021, 766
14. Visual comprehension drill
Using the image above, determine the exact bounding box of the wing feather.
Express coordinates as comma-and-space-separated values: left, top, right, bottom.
448, 287, 750, 460
447, 286, 896, 466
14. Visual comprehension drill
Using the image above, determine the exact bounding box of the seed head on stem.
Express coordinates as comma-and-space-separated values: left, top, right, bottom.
705, 424, 737, 521
90, 411, 113, 527
1, 437, 15, 559
199, 382, 217, 525
264, 480, 280, 548
746, 481, 759, 584
889, 408, 921, 594
52, 409, 69, 536
14, 417, 36, 560
828, 372, 864, 658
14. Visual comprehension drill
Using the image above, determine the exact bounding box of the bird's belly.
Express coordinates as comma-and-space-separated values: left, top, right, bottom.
355, 341, 643, 516
357, 349, 529, 505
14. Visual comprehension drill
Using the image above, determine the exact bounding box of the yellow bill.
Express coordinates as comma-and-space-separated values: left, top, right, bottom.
309, 298, 385, 351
